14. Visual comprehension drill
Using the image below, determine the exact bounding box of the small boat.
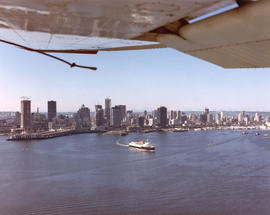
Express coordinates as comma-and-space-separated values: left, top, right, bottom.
128, 140, 155, 151
255, 132, 261, 136
242, 131, 248, 135
120, 131, 128, 136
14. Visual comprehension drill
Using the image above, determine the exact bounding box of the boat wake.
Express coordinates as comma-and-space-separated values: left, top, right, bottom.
116, 141, 129, 147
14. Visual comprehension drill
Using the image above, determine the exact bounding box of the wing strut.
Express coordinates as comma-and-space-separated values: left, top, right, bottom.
0, 39, 97, 71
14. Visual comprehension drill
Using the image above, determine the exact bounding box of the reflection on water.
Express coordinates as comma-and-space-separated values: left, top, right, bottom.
0, 130, 270, 215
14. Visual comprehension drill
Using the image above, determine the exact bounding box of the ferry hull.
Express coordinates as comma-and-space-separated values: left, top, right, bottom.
128, 144, 155, 151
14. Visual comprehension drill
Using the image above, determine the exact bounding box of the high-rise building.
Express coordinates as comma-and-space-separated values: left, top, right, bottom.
220, 112, 224, 120
207, 114, 213, 123
177, 111, 181, 120
255, 113, 261, 123
95, 105, 104, 127
105, 98, 111, 124
138, 116, 145, 127
48, 100, 57, 122
14, 111, 21, 127
75, 105, 91, 129
200, 114, 207, 123
21, 99, 31, 130
111, 106, 121, 127
205, 108, 209, 115
117, 105, 126, 123
215, 113, 221, 125
238, 111, 245, 123
157, 106, 167, 128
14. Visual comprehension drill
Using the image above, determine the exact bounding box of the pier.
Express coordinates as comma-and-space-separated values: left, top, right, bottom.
7, 129, 97, 141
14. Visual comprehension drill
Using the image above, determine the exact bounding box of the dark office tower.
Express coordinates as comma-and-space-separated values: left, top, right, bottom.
157, 106, 167, 128
200, 114, 207, 123
111, 106, 121, 127
177, 111, 181, 120
138, 116, 145, 127
95, 105, 104, 127
21, 99, 31, 130
117, 105, 126, 122
105, 98, 111, 124
48, 100, 57, 122
205, 108, 209, 115
14, 111, 21, 127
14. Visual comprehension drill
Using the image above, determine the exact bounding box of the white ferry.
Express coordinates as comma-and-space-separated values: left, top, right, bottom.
128, 140, 155, 151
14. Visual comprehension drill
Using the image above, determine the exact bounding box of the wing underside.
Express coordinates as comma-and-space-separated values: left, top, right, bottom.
0, 0, 269, 68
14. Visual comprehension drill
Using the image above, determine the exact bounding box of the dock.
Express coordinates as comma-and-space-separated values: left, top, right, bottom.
7, 129, 96, 141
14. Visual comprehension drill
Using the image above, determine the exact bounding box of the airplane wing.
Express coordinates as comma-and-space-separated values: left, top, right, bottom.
0, 0, 269, 68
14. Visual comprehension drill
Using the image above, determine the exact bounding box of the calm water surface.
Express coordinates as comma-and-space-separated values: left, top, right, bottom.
0, 130, 270, 215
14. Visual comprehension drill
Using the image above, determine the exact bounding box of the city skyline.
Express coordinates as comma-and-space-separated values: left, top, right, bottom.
4, 97, 270, 113
1, 43, 270, 112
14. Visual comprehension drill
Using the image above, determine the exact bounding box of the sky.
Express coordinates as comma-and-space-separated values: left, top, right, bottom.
1, 42, 270, 112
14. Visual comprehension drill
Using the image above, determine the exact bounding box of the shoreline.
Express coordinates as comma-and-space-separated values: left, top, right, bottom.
4, 125, 270, 141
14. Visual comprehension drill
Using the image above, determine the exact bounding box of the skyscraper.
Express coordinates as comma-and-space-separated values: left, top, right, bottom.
157, 106, 167, 128
75, 105, 91, 129
238, 111, 245, 124
48, 100, 57, 122
111, 106, 121, 127
95, 105, 104, 127
138, 116, 145, 127
105, 98, 111, 124
14, 111, 21, 127
117, 105, 126, 123
21, 99, 31, 130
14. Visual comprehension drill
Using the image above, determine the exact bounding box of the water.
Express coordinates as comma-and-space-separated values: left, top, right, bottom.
0, 130, 270, 215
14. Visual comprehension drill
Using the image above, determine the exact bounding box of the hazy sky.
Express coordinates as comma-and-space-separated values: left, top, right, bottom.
1, 42, 270, 112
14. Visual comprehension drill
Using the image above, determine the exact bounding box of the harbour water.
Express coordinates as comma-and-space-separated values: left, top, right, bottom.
0, 130, 270, 215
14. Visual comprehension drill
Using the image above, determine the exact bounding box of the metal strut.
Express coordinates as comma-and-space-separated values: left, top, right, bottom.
0, 39, 97, 71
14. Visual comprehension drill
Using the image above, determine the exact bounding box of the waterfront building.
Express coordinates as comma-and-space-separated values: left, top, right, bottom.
111, 106, 121, 127
48, 100, 57, 122
148, 118, 154, 127
57, 114, 73, 128
215, 113, 221, 125
200, 114, 207, 124
190, 114, 197, 123
170, 110, 177, 120
126, 110, 134, 126
177, 111, 181, 120
170, 110, 174, 120
118, 105, 126, 124
14, 111, 21, 127
157, 106, 167, 128
75, 105, 91, 129
207, 114, 213, 123
21, 99, 31, 130
95, 105, 104, 127
138, 116, 145, 127
32, 111, 48, 131
244, 116, 249, 125
105, 98, 111, 125
255, 113, 261, 123
238, 111, 245, 124
220, 112, 224, 121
